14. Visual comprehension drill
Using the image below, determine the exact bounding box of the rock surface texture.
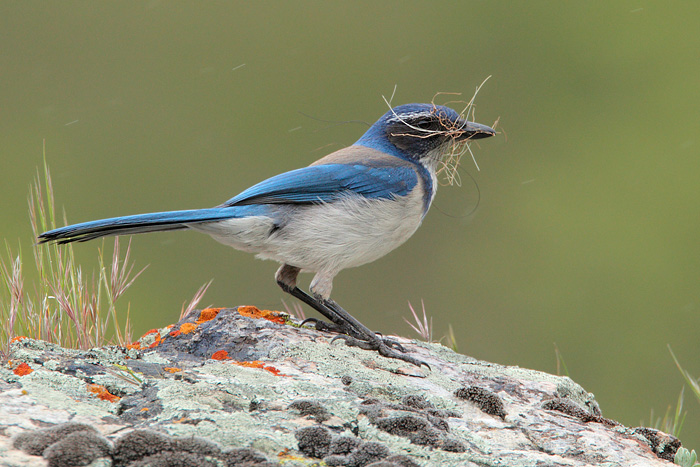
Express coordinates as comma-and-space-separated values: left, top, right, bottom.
1, 306, 679, 466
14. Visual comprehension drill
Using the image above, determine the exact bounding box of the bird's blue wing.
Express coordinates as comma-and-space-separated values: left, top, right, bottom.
224, 164, 418, 206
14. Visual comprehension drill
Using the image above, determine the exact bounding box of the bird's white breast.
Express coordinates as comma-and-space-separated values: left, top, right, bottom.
195, 186, 427, 277
270, 188, 426, 273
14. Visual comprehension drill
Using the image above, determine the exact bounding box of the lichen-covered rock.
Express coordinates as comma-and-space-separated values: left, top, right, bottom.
1, 307, 681, 466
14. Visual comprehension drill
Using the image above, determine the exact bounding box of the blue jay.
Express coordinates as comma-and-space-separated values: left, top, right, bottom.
39, 103, 495, 367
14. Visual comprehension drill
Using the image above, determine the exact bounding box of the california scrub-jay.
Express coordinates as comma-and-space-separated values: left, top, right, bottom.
40, 103, 495, 367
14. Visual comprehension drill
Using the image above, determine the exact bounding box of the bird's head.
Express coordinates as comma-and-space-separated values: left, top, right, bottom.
356, 103, 495, 176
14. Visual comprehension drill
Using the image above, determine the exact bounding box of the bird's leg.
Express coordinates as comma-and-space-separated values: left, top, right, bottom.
275, 265, 362, 337
320, 298, 429, 368
275, 264, 428, 368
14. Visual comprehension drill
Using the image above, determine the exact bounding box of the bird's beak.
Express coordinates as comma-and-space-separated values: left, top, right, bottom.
457, 121, 496, 140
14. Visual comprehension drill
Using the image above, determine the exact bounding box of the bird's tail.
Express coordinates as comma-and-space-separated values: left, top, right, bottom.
38, 207, 239, 244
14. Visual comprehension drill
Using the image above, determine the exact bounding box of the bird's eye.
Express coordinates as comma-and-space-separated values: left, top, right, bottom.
413, 119, 434, 130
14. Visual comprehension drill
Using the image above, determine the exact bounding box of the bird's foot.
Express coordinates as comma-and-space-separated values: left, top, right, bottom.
301, 318, 405, 352
283, 285, 428, 368
331, 334, 430, 369
299, 317, 348, 334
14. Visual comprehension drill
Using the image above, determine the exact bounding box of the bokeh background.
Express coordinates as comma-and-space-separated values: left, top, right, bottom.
2, 1, 699, 449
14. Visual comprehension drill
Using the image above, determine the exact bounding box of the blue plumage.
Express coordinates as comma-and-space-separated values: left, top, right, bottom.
224, 163, 417, 206
39, 103, 495, 366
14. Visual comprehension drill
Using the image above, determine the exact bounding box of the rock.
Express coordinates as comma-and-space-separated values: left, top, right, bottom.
1, 306, 680, 466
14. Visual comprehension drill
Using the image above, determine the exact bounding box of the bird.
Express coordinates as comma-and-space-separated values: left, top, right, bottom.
39, 103, 496, 367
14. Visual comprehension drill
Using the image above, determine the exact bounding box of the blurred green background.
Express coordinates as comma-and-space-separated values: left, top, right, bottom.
2, 1, 699, 449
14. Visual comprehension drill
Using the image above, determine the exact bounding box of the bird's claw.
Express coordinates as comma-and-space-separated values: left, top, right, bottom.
381, 337, 405, 352
330, 334, 430, 369
306, 319, 404, 352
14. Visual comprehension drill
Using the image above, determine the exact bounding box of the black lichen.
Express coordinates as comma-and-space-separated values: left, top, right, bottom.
397, 395, 458, 419
454, 386, 506, 420
112, 430, 174, 467
328, 436, 362, 456
42, 431, 112, 467
633, 427, 681, 461
129, 450, 218, 467
288, 399, 331, 422
400, 395, 432, 410
13, 422, 99, 456
13, 421, 275, 467
173, 436, 223, 458
359, 396, 460, 452
440, 438, 467, 453
344, 441, 390, 466
224, 447, 274, 466
325, 441, 392, 467
375, 414, 440, 447
295, 424, 413, 466
295, 425, 333, 458
377, 454, 421, 467
542, 397, 618, 427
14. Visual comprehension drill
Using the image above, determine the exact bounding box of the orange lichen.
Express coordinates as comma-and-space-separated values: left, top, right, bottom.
13, 362, 33, 376
163, 367, 182, 373
10, 336, 28, 343
263, 366, 284, 376
147, 333, 163, 349
179, 323, 198, 334
169, 330, 181, 337
237, 305, 286, 324
100, 392, 120, 403
126, 342, 142, 350
234, 360, 264, 369
140, 407, 149, 412
277, 448, 305, 461
196, 307, 223, 323
143, 329, 159, 337
231, 360, 287, 376
211, 350, 231, 360
88, 384, 120, 402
